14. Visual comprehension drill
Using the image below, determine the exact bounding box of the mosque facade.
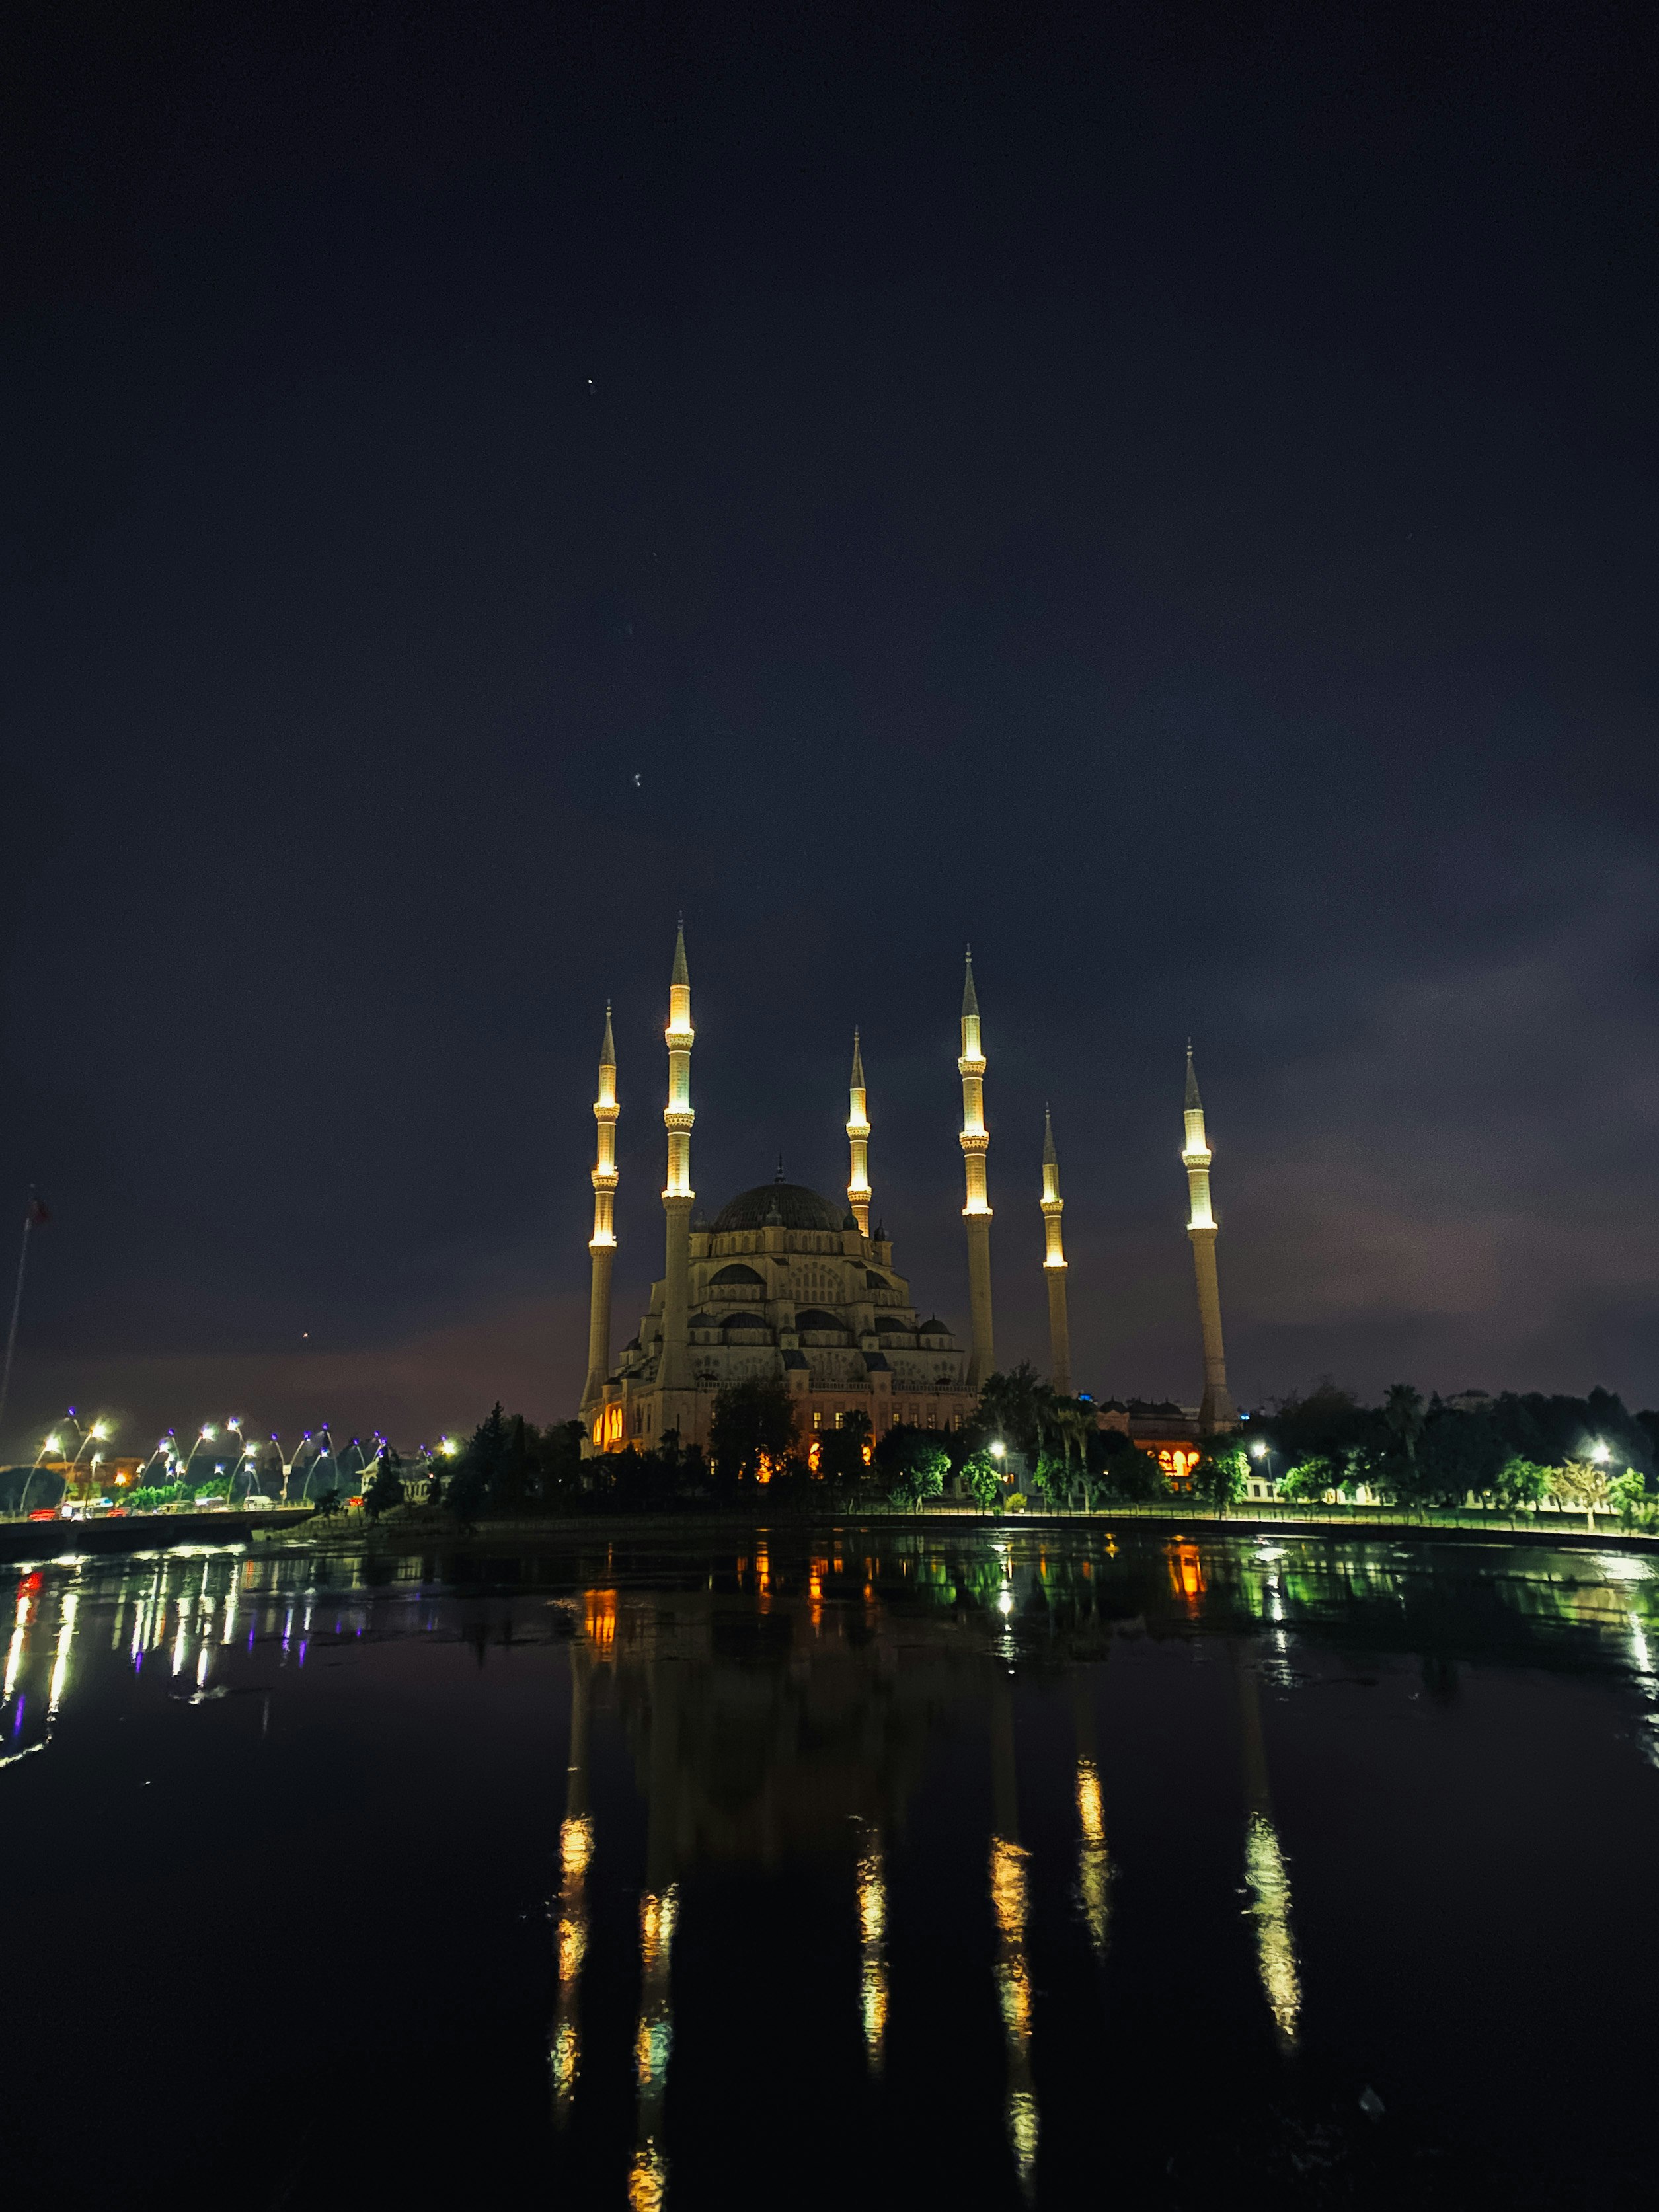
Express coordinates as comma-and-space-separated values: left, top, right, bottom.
578, 925, 1236, 1457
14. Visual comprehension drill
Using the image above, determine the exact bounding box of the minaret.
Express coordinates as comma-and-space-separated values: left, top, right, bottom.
958, 949, 995, 1390
1040, 1107, 1071, 1396
847, 1028, 872, 1237
1182, 1044, 1238, 1433
580, 1004, 619, 1428
656, 921, 695, 1424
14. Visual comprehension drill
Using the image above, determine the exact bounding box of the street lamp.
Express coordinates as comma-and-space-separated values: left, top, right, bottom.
180, 1426, 217, 1485
15, 1431, 63, 1518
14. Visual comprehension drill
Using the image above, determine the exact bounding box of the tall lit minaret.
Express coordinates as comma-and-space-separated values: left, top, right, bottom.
656, 922, 695, 1420
1183, 1043, 1238, 1433
847, 1028, 872, 1237
580, 1005, 619, 1427
1040, 1107, 1071, 1396
958, 950, 995, 1389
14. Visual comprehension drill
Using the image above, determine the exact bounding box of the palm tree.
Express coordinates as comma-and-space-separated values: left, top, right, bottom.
1383, 1383, 1424, 1464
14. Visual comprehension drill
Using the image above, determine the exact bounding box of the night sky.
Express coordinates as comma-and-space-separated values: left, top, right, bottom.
4, 1, 1657, 1454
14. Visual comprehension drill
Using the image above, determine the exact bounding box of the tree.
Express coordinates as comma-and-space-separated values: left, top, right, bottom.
1095, 1431, 1170, 1502
875, 1422, 937, 1481
531, 1420, 587, 1505
960, 1451, 1002, 1511
888, 1443, 948, 1509
1382, 1383, 1424, 1465
1262, 1384, 1374, 1481
1194, 1444, 1247, 1513
1029, 1452, 1071, 1507
972, 1364, 1056, 1461
364, 1447, 406, 1521
1388, 1406, 1506, 1507
1610, 1470, 1653, 1529
1549, 1458, 1616, 1521
817, 1408, 872, 1483
709, 1378, 798, 1483
1491, 1456, 1549, 1509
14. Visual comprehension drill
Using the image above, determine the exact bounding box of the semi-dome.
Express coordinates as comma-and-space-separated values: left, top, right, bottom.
711, 1182, 845, 1233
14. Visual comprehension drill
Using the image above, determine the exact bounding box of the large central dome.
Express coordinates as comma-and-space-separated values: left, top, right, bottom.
711, 1182, 846, 1233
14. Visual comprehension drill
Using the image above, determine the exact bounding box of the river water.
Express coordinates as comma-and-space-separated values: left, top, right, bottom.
3, 1524, 1657, 2209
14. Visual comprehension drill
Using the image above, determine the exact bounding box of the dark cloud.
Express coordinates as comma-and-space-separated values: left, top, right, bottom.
2, 1, 1656, 1449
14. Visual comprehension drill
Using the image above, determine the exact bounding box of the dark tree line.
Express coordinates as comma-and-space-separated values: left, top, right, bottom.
1239, 1381, 1658, 1510
403, 1371, 1659, 1528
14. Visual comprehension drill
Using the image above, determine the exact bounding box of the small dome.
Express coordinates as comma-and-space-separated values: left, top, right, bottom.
918, 1317, 950, 1336
711, 1183, 844, 1233
794, 1308, 845, 1332
720, 1312, 769, 1333
709, 1262, 767, 1287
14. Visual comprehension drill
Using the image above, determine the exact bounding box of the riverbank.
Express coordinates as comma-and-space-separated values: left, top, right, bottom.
262, 1497, 1659, 1556
1, 1496, 1650, 1566
0, 1507, 310, 1564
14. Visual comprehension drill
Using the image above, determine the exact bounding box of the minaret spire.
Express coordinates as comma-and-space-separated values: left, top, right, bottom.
1182, 1044, 1238, 1433
846, 1028, 872, 1237
958, 948, 995, 1389
580, 1003, 621, 1433
656, 922, 696, 1428
1040, 1106, 1071, 1396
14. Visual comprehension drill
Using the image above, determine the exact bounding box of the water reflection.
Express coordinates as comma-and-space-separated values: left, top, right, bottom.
1238, 1656, 1301, 2052
1072, 1677, 1111, 1962
991, 1675, 1038, 2198
855, 1819, 888, 2071
7, 1524, 1659, 2205
551, 1643, 593, 2118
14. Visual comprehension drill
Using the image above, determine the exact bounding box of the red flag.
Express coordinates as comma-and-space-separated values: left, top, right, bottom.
26, 1198, 49, 1227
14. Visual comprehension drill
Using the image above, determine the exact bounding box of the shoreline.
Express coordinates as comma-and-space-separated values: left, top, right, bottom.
1, 1499, 1652, 1566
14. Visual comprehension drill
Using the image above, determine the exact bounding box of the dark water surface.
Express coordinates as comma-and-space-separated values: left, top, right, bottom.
4, 1524, 1658, 2209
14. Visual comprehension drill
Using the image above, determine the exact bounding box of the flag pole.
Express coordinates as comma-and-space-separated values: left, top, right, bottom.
0, 1190, 38, 1447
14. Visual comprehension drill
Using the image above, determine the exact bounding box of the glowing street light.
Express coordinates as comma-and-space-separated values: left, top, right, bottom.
16, 1431, 63, 1516
1590, 1440, 1611, 1465
989, 1441, 1006, 1459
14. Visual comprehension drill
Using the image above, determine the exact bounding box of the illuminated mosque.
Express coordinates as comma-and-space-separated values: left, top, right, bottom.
578, 925, 1237, 1455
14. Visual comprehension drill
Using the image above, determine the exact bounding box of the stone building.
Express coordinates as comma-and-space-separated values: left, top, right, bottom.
579, 923, 1239, 1457
581, 926, 984, 1455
